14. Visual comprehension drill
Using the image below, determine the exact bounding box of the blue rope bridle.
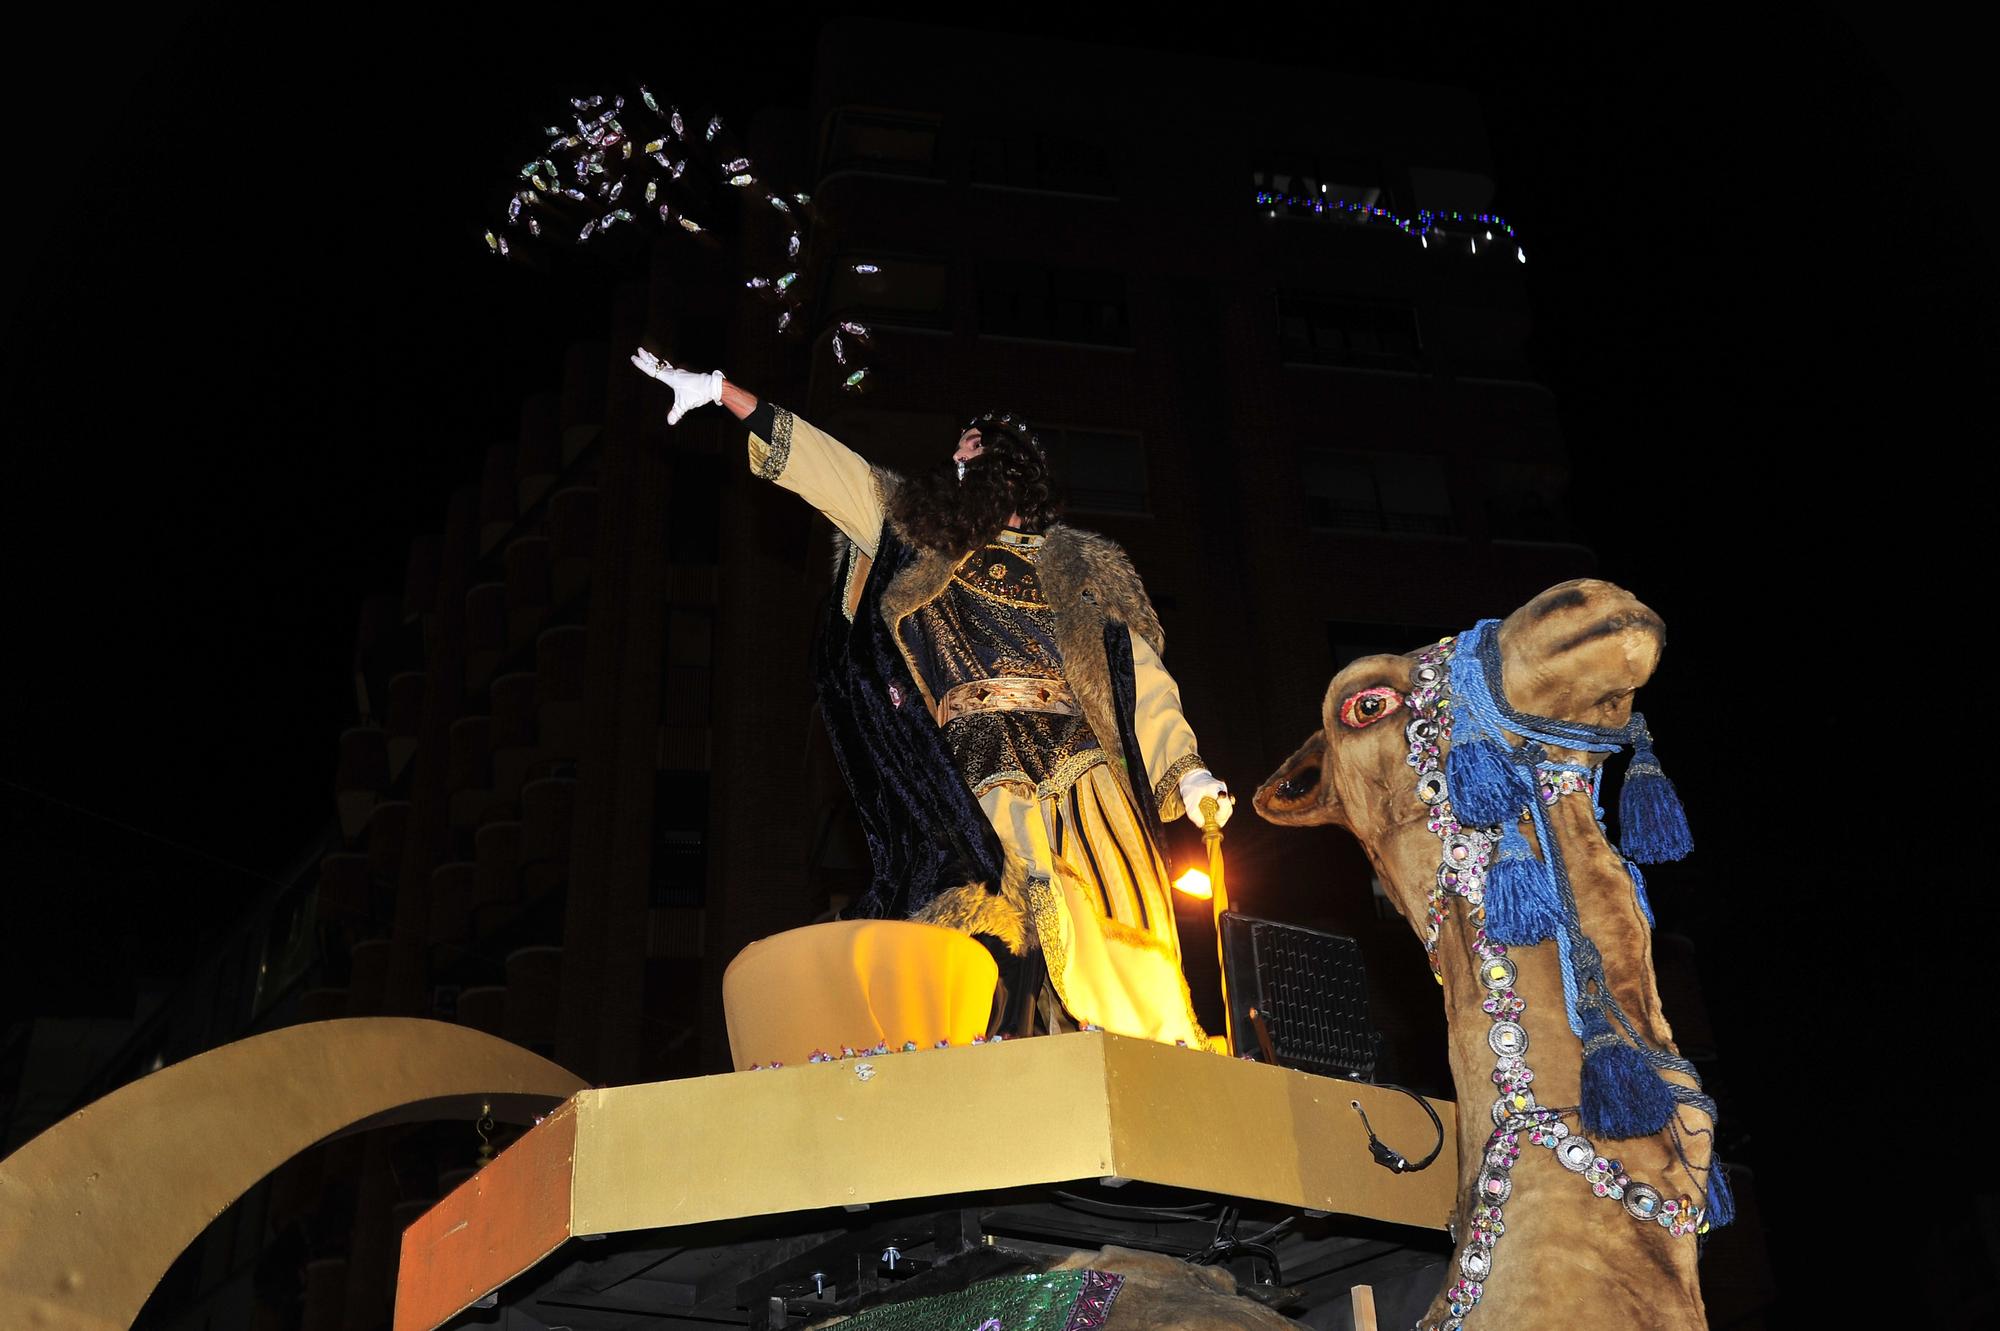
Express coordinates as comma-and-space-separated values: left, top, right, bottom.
1448, 619, 1715, 1124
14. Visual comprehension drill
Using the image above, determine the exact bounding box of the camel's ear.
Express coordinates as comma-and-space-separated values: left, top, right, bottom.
1254, 728, 1346, 827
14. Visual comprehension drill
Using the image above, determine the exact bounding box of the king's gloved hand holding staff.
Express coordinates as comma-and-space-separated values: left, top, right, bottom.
634, 349, 1232, 1046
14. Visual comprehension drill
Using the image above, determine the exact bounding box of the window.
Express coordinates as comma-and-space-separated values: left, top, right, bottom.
1441, 304, 1534, 381
1045, 426, 1149, 516
666, 454, 722, 563
972, 128, 1115, 196
660, 607, 713, 729
1301, 450, 1454, 536
1279, 294, 1423, 371
659, 608, 713, 771
978, 264, 1130, 346
826, 255, 951, 329
1482, 460, 1575, 542
824, 108, 942, 177
650, 772, 709, 907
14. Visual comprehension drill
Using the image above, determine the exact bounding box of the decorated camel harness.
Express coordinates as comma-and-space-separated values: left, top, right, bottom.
1255, 582, 1737, 1331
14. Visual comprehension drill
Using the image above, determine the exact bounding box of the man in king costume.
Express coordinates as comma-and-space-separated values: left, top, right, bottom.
634, 350, 1234, 1048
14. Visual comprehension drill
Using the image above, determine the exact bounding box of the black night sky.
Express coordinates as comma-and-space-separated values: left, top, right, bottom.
3, 5, 1983, 1313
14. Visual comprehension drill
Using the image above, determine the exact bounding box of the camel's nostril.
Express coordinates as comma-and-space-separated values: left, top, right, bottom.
1277, 767, 1320, 800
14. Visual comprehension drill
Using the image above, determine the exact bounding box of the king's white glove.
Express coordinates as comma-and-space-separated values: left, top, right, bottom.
1179, 769, 1234, 829
630, 348, 723, 425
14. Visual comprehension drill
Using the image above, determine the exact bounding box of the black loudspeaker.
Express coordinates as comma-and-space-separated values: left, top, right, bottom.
1220, 912, 1382, 1082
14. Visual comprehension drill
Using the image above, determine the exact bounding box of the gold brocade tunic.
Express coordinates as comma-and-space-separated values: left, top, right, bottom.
903, 530, 1107, 800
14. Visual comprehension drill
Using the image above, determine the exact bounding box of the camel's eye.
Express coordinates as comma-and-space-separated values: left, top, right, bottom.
1339, 687, 1404, 730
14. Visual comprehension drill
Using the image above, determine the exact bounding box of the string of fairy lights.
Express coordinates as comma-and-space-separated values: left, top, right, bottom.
485, 84, 876, 391
1253, 189, 1527, 262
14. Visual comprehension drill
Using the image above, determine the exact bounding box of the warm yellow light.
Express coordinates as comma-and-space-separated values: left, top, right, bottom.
1174, 868, 1212, 899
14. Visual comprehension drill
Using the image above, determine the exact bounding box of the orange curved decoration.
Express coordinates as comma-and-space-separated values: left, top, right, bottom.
0, 1018, 586, 1328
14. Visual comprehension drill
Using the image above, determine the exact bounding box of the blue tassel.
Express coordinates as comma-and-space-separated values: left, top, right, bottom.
1578, 1006, 1677, 1139
1619, 733, 1693, 863
1484, 819, 1563, 945
1447, 734, 1523, 826
1625, 859, 1655, 928
1705, 1158, 1736, 1228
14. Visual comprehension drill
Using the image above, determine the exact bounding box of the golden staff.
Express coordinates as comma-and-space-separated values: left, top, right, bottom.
1175, 795, 1233, 1055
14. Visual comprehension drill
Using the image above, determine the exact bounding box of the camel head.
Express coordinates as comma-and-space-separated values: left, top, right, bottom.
1254, 579, 1664, 918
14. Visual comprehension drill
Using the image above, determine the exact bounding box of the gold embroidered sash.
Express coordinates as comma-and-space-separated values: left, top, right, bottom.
936, 676, 1080, 725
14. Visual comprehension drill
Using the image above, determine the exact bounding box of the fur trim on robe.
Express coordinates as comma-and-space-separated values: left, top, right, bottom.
909, 848, 1034, 955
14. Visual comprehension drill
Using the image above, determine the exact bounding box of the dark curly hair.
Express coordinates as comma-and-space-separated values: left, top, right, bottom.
890, 413, 1061, 554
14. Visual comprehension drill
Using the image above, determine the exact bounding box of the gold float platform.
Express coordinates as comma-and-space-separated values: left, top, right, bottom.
395, 1031, 1457, 1331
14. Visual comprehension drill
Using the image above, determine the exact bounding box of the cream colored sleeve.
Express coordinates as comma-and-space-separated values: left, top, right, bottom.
747, 407, 884, 557
1129, 632, 1207, 823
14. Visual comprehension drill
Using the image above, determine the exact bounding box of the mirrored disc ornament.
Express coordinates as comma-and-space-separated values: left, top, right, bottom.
1491, 1089, 1538, 1125
1488, 1021, 1528, 1058
1417, 771, 1449, 805
1460, 1245, 1493, 1281
1623, 1183, 1663, 1220
1479, 957, 1518, 990
1558, 1137, 1597, 1172
1414, 663, 1445, 689
1408, 717, 1441, 746
1475, 1167, 1513, 1205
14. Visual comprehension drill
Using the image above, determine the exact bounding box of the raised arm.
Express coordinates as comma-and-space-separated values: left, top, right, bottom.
631, 349, 885, 556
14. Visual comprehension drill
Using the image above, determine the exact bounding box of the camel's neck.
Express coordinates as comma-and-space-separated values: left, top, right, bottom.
1374, 806, 1710, 1327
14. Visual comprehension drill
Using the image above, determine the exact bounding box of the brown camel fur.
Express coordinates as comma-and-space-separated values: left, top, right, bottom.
1254, 580, 1714, 1331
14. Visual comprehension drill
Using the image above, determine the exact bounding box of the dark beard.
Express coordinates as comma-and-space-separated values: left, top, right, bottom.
889, 456, 1022, 554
